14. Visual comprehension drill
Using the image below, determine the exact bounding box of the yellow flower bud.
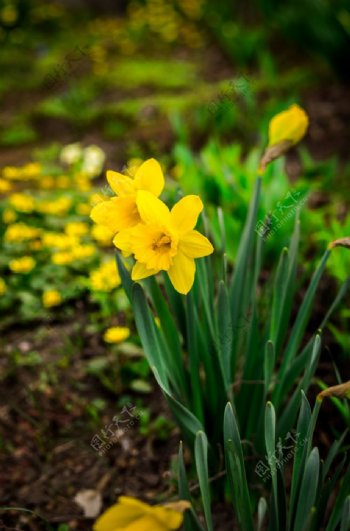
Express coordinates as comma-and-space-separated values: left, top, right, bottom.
268, 104, 309, 147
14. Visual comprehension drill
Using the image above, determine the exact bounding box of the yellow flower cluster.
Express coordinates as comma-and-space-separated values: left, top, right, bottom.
42, 290, 62, 308
36, 197, 72, 216
4, 223, 42, 243
2, 162, 41, 181
89, 258, 121, 292
9, 193, 35, 213
103, 326, 130, 343
52, 244, 96, 265
42, 232, 78, 250
9, 256, 36, 273
91, 158, 214, 294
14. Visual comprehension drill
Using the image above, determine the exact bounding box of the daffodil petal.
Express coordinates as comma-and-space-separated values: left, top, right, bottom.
168, 252, 195, 295
113, 228, 135, 256
136, 191, 171, 226
91, 196, 140, 234
152, 507, 184, 529
170, 195, 203, 235
107, 170, 136, 196
133, 158, 164, 197
93, 503, 142, 531
123, 515, 166, 531
132, 261, 159, 280
179, 230, 214, 258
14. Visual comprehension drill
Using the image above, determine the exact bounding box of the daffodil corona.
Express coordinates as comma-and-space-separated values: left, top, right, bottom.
114, 191, 214, 294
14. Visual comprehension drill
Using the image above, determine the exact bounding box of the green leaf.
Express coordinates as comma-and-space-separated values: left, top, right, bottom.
195, 431, 213, 531
264, 401, 279, 530
340, 495, 350, 531
275, 249, 331, 406
224, 403, 254, 531
230, 177, 261, 371
269, 247, 289, 348
178, 442, 205, 531
132, 283, 169, 387
217, 280, 233, 388
293, 448, 320, 531
153, 367, 203, 445
289, 391, 312, 528
116, 253, 133, 302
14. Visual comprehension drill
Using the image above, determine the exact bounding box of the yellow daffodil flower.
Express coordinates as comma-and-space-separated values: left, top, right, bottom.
9, 256, 36, 273
94, 496, 190, 531
42, 290, 62, 308
260, 104, 309, 173
114, 191, 214, 295
103, 326, 130, 343
90, 158, 164, 235
0, 278, 6, 296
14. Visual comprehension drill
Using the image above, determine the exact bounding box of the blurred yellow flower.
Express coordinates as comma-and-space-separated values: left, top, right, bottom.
2, 208, 17, 224
90, 158, 164, 235
22, 162, 41, 178
91, 224, 114, 246
2, 166, 21, 179
4, 223, 41, 243
65, 221, 89, 237
114, 192, 214, 294
93, 496, 190, 531
89, 258, 121, 292
2, 163, 41, 181
42, 232, 78, 250
0, 178, 12, 192
36, 197, 72, 216
268, 104, 309, 147
43, 290, 62, 308
0, 278, 6, 296
72, 244, 96, 260
39, 176, 56, 189
9, 193, 35, 213
51, 252, 75, 265
75, 173, 92, 191
103, 326, 130, 344
9, 256, 36, 273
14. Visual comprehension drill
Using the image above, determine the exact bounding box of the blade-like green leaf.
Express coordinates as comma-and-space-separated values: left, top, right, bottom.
293, 448, 320, 531
178, 442, 205, 531
224, 403, 254, 531
265, 401, 279, 530
195, 431, 213, 531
